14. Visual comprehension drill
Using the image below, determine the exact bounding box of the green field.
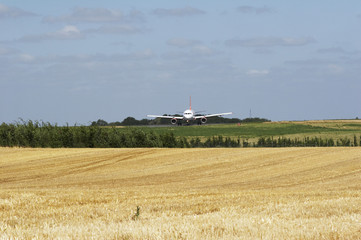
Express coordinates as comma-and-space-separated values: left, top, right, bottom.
123, 120, 361, 140
1, 119, 361, 148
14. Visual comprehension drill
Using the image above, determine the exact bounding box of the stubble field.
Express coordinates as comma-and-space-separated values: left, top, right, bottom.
0, 147, 360, 239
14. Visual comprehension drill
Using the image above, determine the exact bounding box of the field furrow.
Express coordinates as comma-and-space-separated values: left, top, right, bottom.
0, 147, 360, 239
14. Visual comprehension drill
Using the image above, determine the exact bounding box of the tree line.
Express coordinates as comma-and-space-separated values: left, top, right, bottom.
0, 120, 240, 148
91, 117, 271, 126
254, 136, 360, 147
0, 120, 359, 148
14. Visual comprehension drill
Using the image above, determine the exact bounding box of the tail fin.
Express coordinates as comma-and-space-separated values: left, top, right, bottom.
190, 96, 192, 110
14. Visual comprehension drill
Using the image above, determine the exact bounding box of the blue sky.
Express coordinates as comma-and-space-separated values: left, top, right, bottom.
0, 0, 360, 124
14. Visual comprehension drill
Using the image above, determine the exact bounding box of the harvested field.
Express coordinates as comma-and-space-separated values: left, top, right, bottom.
0, 147, 360, 239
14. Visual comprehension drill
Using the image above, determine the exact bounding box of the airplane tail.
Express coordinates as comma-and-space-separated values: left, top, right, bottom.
190, 96, 192, 110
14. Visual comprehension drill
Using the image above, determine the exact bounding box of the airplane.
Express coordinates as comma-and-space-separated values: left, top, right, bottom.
147, 97, 232, 125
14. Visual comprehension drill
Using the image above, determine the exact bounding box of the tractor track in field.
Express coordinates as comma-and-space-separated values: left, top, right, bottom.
0, 147, 360, 191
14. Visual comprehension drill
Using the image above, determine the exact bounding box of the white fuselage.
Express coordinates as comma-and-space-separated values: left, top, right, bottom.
146, 96, 232, 125
183, 109, 195, 121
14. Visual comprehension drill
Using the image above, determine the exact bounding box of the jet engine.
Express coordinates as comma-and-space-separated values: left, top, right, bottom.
171, 118, 177, 125
201, 117, 207, 124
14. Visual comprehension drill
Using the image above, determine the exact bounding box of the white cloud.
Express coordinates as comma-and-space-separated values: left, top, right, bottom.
247, 69, 269, 76
252, 48, 273, 54
153, 7, 205, 17
44, 7, 119, 23
43, 8, 144, 23
86, 24, 142, 35
166, 38, 201, 48
56, 25, 80, 36
166, 38, 214, 56
327, 64, 344, 74
132, 49, 155, 59
21, 50, 156, 65
18, 24, 143, 43
317, 47, 346, 54
156, 72, 172, 81
316, 47, 361, 56
191, 45, 213, 55
0, 4, 36, 19
285, 58, 336, 66
19, 54, 35, 62
0, 46, 17, 55
225, 37, 316, 48
237, 6, 273, 14
18, 25, 84, 42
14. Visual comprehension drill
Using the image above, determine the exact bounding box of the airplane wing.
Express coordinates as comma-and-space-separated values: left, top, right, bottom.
147, 115, 183, 119
194, 112, 233, 119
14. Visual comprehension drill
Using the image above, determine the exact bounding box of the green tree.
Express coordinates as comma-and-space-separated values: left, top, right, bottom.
121, 117, 139, 126
91, 119, 108, 126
